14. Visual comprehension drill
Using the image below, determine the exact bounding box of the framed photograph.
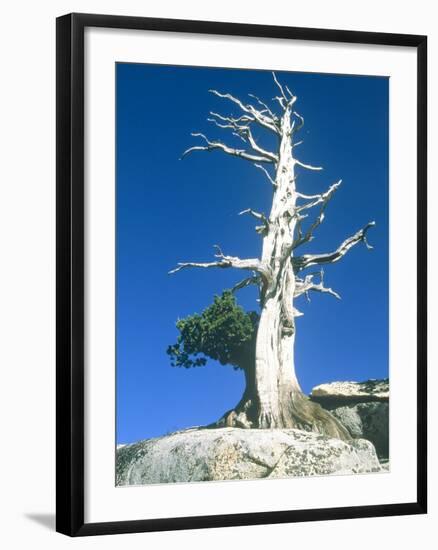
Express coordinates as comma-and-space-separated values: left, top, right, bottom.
56, 13, 427, 536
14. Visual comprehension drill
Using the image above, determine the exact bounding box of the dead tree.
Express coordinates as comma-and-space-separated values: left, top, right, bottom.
170, 74, 374, 438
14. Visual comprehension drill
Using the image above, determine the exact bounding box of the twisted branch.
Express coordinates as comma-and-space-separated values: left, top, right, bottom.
272, 72, 297, 112
231, 275, 261, 293
239, 208, 268, 222
247, 93, 278, 121
254, 163, 277, 187
293, 221, 376, 271
209, 89, 280, 135
169, 245, 273, 283
239, 208, 270, 235
294, 158, 323, 171
293, 111, 305, 131
293, 180, 342, 249
297, 180, 342, 212
181, 133, 274, 164
294, 270, 341, 301
207, 112, 278, 161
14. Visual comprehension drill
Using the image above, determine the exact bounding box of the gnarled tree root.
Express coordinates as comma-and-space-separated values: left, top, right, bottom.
211, 390, 350, 441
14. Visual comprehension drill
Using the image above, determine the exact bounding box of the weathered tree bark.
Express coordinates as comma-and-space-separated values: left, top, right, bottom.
171, 74, 374, 440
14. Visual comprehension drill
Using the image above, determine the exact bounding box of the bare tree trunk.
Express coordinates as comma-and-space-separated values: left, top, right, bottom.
254, 101, 297, 428
251, 104, 348, 439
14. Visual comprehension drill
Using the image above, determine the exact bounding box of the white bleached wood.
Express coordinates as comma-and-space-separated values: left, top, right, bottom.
247, 93, 278, 121
231, 275, 260, 293
272, 71, 288, 100
209, 89, 280, 135
181, 133, 274, 164
294, 158, 324, 171
294, 221, 375, 271
169, 245, 273, 284
293, 181, 342, 249
293, 111, 305, 131
297, 180, 342, 212
294, 271, 341, 301
239, 208, 268, 222
253, 163, 277, 187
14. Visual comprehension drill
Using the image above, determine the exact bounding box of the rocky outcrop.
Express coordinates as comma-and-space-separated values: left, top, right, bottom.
311, 379, 389, 402
116, 427, 382, 486
310, 379, 389, 458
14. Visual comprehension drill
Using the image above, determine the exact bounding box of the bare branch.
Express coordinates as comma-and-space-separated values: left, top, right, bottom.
208, 112, 252, 134
284, 85, 295, 99
169, 260, 227, 274
294, 213, 307, 243
293, 111, 305, 131
297, 180, 342, 213
231, 131, 247, 143
293, 221, 376, 271
294, 158, 323, 171
294, 271, 341, 300
272, 96, 286, 110
240, 211, 269, 236
181, 133, 274, 164
293, 213, 323, 249
239, 208, 267, 222
209, 111, 254, 125
209, 90, 249, 114
254, 163, 277, 187
209, 89, 280, 135
293, 307, 304, 317
293, 181, 342, 249
296, 191, 325, 200
248, 93, 277, 121
231, 275, 260, 293
169, 246, 273, 283
272, 71, 287, 101
207, 117, 237, 131
207, 115, 278, 162
239, 208, 269, 234
272, 72, 288, 101
243, 126, 279, 162
271, 74, 297, 112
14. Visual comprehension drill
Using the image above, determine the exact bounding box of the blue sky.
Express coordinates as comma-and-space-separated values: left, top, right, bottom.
116, 63, 388, 444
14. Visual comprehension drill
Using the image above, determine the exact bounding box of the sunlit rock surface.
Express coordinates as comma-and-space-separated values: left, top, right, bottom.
116, 427, 382, 486
310, 379, 389, 459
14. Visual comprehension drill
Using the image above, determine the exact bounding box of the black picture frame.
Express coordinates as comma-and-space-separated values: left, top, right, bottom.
56, 12, 427, 537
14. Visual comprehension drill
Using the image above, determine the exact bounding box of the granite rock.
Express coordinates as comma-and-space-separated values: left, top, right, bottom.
116, 427, 382, 486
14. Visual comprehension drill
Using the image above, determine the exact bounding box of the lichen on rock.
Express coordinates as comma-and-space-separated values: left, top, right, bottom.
116, 427, 382, 486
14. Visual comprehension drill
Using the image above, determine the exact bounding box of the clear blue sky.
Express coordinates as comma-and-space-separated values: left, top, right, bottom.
116, 63, 388, 444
